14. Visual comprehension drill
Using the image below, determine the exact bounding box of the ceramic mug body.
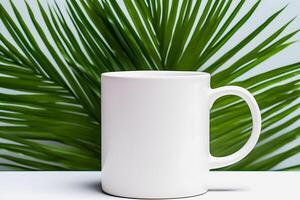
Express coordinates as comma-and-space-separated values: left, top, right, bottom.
101, 71, 261, 199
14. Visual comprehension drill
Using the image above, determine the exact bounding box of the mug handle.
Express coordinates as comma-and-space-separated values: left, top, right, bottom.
208, 86, 261, 169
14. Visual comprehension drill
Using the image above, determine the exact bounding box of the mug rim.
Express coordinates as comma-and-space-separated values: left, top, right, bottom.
101, 71, 210, 79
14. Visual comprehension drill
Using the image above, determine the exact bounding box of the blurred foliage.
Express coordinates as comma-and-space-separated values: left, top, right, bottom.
0, 0, 298, 170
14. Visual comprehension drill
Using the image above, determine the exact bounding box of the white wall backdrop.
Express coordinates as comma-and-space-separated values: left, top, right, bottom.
0, 0, 299, 170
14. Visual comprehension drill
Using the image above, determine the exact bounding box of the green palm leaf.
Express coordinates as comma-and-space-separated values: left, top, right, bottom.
0, 0, 299, 170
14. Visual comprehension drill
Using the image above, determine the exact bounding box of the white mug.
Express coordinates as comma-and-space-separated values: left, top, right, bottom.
101, 71, 261, 199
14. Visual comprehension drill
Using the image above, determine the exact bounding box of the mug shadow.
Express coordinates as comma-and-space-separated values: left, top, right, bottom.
208, 188, 247, 192
79, 181, 125, 198
82, 181, 103, 193
79, 181, 248, 199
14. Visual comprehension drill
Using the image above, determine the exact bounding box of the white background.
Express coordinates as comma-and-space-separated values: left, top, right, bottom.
0, 172, 298, 200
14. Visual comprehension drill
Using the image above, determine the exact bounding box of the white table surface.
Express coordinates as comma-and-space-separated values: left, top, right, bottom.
0, 172, 296, 200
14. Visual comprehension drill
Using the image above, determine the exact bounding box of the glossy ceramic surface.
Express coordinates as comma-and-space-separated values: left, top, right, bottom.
101, 71, 261, 199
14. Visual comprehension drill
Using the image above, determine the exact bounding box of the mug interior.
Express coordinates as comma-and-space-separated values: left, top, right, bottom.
102, 71, 210, 78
